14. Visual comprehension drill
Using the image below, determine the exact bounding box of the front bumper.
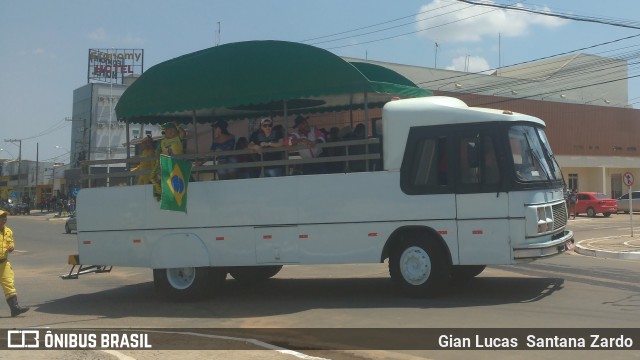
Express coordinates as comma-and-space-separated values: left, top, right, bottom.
513, 230, 574, 260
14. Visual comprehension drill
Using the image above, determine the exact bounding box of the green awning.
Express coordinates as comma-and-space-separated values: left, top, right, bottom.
115, 40, 431, 123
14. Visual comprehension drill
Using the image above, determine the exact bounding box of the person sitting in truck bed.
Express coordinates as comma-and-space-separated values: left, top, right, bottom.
285, 115, 326, 175
248, 117, 285, 177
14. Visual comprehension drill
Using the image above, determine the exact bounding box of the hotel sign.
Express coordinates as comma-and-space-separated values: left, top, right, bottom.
88, 49, 144, 84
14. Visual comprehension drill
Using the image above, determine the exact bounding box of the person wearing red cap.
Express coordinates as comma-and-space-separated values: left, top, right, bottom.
0, 209, 30, 317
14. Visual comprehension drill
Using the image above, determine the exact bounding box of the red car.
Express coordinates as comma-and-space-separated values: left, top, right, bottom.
575, 192, 617, 217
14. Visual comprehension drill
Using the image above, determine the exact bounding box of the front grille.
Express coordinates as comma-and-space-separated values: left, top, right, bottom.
552, 202, 568, 230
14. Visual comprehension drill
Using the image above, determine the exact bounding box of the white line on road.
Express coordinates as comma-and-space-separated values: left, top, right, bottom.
142, 330, 331, 360
101, 350, 137, 360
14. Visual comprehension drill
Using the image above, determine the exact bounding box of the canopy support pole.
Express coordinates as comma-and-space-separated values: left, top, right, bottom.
364, 91, 370, 171
192, 110, 200, 181
125, 120, 132, 185
283, 99, 289, 175
349, 95, 354, 129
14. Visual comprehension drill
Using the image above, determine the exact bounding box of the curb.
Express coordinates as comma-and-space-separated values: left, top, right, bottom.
575, 240, 640, 260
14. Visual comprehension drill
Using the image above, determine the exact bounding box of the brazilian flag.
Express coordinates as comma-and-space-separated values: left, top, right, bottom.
160, 155, 192, 212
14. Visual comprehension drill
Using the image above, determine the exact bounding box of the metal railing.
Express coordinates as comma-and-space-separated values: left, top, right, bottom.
79, 138, 382, 188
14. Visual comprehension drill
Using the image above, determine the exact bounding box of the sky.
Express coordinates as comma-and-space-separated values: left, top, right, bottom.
1, 0, 639, 162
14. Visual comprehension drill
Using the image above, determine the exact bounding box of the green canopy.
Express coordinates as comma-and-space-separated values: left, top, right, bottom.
115, 40, 431, 123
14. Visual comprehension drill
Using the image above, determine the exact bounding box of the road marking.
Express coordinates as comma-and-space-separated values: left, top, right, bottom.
101, 350, 137, 360
142, 330, 331, 360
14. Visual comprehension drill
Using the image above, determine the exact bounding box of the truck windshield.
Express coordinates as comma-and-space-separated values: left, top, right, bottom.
508, 125, 561, 182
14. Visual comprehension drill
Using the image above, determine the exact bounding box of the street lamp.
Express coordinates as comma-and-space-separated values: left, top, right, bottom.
0, 148, 14, 159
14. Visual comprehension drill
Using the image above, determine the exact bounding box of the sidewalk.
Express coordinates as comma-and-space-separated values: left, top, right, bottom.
574, 235, 640, 260
25, 210, 70, 221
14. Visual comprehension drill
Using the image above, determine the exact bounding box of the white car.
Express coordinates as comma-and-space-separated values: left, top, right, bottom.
616, 191, 640, 213
65, 213, 77, 234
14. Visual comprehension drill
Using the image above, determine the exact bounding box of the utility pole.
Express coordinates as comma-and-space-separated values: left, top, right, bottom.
215, 22, 221, 46
4, 139, 22, 201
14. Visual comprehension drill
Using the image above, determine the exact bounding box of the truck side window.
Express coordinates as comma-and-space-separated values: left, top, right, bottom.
458, 134, 500, 186
409, 137, 448, 187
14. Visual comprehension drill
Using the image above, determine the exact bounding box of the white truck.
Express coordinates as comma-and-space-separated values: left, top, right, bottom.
66, 97, 573, 300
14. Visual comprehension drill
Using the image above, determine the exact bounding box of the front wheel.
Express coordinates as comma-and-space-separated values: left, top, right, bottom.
389, 237, 450, 297
587, 207, 596, 217
153, 267, 225, 301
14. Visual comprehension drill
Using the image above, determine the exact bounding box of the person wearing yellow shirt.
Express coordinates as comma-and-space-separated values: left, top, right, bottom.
151, 122, 185, 199
0, 210, 29, 317
131, 135, 156, 185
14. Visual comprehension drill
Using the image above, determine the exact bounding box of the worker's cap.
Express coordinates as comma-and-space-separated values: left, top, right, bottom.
160, 122, 178, 131
0, 210, 7, 217
259, 117, 273, 125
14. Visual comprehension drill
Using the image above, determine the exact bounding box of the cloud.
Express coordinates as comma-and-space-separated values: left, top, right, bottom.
32, 48, 57, 59
445, 55, 491, 73
87, 27, 108, 41
123, 34, 144, 45
416, 0, 568, 43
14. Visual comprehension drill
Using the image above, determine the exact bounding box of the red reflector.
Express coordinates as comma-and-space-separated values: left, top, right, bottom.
368, 232, 379, 237
472, 230, 483, 235
132, 239, 142, 244
299, 234, 309, 239
82, 241, 91, 245
438, 230, 448, 235
263, 235, 272, 239
215, 236, 225, 241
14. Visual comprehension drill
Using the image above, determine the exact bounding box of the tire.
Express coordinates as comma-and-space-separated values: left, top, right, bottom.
603, 212, 612, 217
153, 267, 225, 301
389, 236, 450, 297
65, 223, 71, 234
587, 207, 596, 217
450, 265, 486, 283
229, 265, 283, 284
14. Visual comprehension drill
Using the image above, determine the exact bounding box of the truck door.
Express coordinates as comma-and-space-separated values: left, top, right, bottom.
455, 131, 511, 264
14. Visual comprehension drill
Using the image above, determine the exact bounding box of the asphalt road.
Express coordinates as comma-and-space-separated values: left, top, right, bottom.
0, 213, 638, 360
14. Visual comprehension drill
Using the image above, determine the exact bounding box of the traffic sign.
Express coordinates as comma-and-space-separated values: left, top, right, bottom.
623, 172, 634, 187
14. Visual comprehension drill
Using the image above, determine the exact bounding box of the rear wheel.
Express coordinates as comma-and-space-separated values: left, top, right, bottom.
389, 237, 450, 297
153, 266, 225, 301
229, 265, 283, 284
603, 212, 612, 217
450, 265, 486, 283
587, 207, 596, 217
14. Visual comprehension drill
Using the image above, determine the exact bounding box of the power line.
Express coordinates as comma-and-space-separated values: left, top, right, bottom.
456, 0, 640, 30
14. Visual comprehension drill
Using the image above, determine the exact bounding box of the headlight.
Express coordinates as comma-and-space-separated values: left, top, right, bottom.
536, 206, 553, 233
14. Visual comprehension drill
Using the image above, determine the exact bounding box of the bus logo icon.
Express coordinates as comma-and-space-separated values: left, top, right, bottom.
7, 330, 40, 348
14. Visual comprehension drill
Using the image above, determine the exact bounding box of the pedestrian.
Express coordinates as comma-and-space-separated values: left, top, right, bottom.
568, 189, 578, 219
0, 210, 30, 317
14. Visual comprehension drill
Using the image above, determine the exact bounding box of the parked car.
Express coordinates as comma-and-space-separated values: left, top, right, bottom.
616, 191, 640, 213
3, 202, 30, 215
575, 192, 617, 217
65, 212, 77, 234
